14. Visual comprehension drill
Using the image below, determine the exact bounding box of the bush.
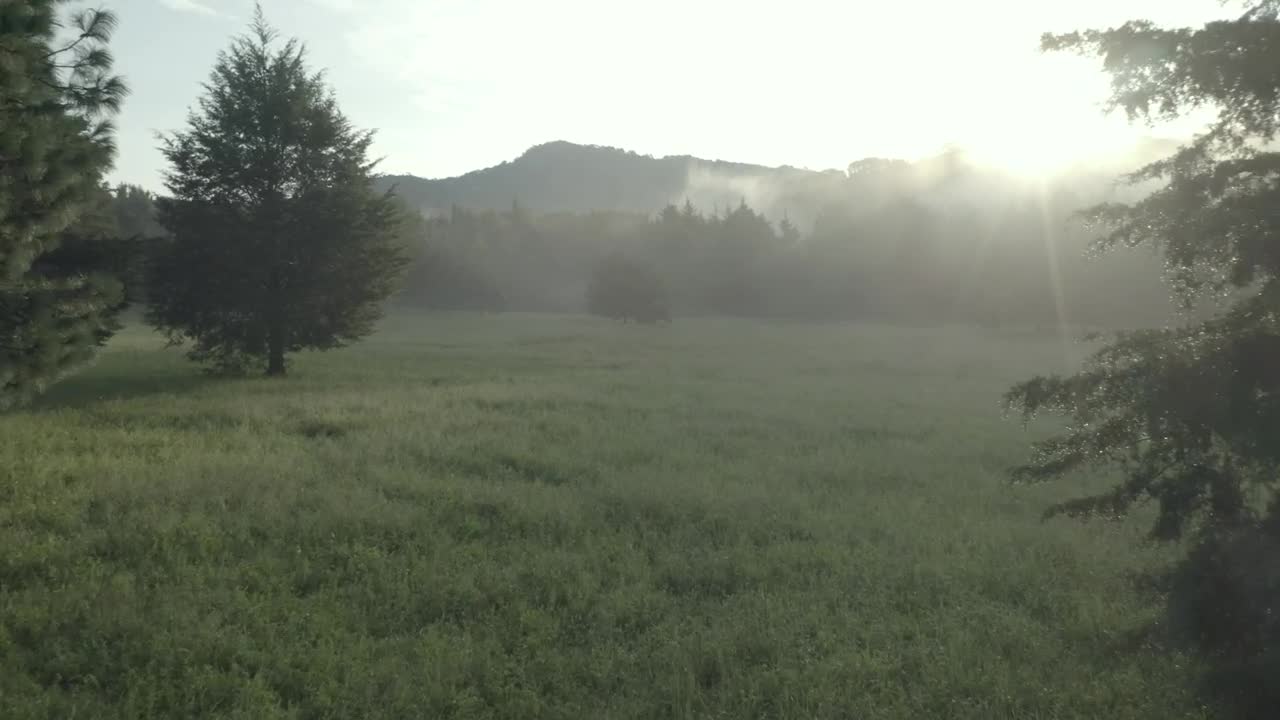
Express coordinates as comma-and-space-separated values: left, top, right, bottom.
586, 255, 669, 324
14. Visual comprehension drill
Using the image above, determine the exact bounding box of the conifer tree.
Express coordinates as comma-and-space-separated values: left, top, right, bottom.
147, 8, 407, 376
1008, 3, 1280, 705
0, 2, 129, 408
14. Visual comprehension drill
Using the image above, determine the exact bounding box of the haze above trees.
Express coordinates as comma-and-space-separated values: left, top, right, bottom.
395, 142, 1180, 328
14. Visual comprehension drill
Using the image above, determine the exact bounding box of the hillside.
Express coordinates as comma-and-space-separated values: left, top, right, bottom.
377, 137, 1184, 226
377, 141, 848, 221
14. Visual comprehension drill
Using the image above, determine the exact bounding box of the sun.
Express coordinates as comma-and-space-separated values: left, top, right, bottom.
932, 50, 1143, 179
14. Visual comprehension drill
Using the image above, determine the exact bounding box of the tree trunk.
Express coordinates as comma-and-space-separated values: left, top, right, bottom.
266, 320, 286, 376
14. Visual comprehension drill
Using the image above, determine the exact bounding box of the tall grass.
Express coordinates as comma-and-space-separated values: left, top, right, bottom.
0, 313, 1210, 718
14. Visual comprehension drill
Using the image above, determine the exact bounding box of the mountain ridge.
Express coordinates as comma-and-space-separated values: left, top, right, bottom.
384, 140, 844, 183
376, 140, 849, 221
376, 135, 1188, 224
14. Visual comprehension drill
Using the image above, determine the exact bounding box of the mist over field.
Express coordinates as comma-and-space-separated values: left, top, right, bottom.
381, 139, 1183, 328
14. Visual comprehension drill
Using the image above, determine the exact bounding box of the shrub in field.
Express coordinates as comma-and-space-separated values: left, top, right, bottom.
587, 254, 670, 324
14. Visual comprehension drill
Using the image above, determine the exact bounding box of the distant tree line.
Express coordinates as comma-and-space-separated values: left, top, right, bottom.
94, 169, 1181, 331
88, 116, 1180, 339
399, 173, 1176, 328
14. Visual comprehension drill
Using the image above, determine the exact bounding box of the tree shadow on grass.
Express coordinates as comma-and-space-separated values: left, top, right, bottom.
1118, 559, 1280, 720
27, 366, 209, 412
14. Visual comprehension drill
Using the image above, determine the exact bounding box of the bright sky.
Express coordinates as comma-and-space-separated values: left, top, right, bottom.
105, 0, 1233, 190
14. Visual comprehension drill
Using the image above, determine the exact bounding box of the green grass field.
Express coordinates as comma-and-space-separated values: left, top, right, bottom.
1, 313, 1213, 718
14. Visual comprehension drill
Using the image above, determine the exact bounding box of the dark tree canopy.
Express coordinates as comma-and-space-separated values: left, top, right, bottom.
147, 9, 406, 376
1008, 3, 1280, 707
0, 2, 130, 409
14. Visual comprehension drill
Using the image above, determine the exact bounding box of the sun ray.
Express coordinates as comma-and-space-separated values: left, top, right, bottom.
1035, 177, 1073, 369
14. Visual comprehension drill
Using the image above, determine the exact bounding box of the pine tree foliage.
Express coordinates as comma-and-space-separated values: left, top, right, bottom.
0, 1, 128, 408
1009, 0, 1280, 538
1007, 3, 1280, 700
147, 8, 407, 376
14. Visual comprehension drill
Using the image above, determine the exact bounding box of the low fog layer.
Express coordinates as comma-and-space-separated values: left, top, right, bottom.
388, 140, 1185, 329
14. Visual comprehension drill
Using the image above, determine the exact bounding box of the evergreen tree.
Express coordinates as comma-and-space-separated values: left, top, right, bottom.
147, 9, 407, 376
106, 184, 165, 304
778, 212, 800, 245
0, 2, 129, 408
680, 198, 698, 221
1007, 3, 1280, 708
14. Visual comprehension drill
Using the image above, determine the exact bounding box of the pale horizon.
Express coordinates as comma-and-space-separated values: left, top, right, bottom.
107, 0, 1233, 191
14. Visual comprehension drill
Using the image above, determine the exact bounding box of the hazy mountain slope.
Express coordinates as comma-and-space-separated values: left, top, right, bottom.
377, 136, 1183, 223
377, 141, 847, 221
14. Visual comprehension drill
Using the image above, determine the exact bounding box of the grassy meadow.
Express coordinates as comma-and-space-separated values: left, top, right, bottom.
0, 313, 1212, 718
